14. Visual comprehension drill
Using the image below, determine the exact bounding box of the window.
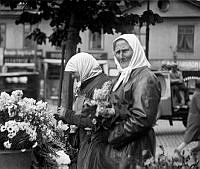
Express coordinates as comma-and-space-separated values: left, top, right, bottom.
132, 25, 146, 50
89, 30, 104, 50
47, 64, 60, 80
23, 24, 35, 49
177, 25, 194, 52
0, 24, 6, 48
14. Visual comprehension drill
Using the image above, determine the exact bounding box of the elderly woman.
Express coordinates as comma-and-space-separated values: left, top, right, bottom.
54, 52, 112, 169
107, 34, 161, 168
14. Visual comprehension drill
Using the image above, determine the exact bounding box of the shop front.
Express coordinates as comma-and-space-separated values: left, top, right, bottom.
0, 49, 42, 99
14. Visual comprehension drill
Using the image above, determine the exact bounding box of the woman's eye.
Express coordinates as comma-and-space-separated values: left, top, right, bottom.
116, 51, 120, 55
123, 49, 129, 53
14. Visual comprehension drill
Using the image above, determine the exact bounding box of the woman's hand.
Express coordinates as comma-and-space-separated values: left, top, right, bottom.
96, 104, 115, 118
172, 149, 182, 161
54, 106, 65, 121
81, 105, 97, 117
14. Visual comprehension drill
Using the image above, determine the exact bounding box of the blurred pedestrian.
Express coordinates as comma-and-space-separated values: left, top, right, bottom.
169, 63, 183, 83
169, 63, 186, 106
174, 79, 200, 158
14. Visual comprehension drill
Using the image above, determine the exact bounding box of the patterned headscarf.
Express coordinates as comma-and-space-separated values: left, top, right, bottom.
65, 52, 102, 83
112, 34, 151, 91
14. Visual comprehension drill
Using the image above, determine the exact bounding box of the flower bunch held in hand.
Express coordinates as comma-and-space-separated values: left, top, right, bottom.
92, 81, 115, 118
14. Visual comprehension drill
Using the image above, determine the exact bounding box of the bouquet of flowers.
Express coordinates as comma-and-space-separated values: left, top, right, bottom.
92, 81, 115, 118
0, 90, 71, 168
82, 81, 115, 131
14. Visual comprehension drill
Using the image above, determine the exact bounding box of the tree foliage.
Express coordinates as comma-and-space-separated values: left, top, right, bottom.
0, 0, 163, 108
0, 0, 163, 47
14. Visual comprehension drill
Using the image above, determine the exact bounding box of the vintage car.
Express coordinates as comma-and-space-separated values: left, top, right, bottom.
155, 71, 190, 127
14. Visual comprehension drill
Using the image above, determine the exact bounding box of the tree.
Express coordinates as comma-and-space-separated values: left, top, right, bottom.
0, 0, 163, 108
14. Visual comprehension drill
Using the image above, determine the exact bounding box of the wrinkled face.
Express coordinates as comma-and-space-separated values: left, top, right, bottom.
71, 71, 80, 81
114, 39, 133, 69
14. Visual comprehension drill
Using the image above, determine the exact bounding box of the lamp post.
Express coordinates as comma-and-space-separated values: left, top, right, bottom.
145, 0, 150, 60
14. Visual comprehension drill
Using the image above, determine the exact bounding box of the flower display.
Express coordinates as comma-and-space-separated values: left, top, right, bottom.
0, 90, 70, 168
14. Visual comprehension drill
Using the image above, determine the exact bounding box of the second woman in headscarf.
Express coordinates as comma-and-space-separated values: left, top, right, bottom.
54, 52, 114, 169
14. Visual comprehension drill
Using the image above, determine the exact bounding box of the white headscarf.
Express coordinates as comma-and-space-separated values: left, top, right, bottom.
112, 34, 151, 91
65, 52, 102, 84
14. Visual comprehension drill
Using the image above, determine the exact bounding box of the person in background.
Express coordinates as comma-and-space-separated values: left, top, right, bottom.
106, 34, 161, 168
169, 63, 186, 106
160, 64, 170, 71
169, 63, 183, 83
54, 52, 113, 169
174, 79, 200, 158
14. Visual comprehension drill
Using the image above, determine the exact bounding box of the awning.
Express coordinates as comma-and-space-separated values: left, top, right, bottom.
150, 59, 200, 71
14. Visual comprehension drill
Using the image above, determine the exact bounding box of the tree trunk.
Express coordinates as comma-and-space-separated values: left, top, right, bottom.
61, 12, 79, 109
61, 40, 76, 109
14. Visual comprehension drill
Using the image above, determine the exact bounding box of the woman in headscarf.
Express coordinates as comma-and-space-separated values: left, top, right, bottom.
54, 52, 113, 169
107, 34, 161, 168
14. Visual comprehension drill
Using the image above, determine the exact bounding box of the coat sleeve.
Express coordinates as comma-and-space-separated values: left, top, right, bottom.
108, 74, 161, 147
62, 105, 97, 128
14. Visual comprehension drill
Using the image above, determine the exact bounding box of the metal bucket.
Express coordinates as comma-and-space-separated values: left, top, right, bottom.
0, 149, 32, 169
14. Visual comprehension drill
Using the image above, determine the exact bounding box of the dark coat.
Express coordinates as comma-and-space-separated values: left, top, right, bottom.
65, 73, 113, 169
66, 67, 161, 169
107, 66, 161, 168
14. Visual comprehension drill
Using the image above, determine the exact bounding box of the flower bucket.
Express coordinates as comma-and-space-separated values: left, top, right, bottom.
0, 149, 33, 169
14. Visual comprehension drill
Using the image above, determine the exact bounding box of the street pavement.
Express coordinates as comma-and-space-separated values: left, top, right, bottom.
154, 119, 197, 157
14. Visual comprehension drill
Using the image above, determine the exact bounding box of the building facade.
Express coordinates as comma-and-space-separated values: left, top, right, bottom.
127, 0, 200, 72
1, 0, 200, 103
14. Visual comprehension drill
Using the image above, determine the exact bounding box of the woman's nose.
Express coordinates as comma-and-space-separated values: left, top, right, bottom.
118, 51, 123, 59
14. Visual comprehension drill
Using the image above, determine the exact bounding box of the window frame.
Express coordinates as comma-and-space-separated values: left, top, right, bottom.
88, 29, 104, 50
177, 25, 194, 53
23, 24, 36, 49
132, 24, 146, 50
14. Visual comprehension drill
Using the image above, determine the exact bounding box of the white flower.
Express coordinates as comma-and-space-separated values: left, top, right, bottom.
57, 120, 69, 131
36, 100, 47, 111
8, 132, 15, 139
54, 150, 71, 165
0, 125, 6, 132
0, 92, 11, 111
11, 90, 23, 102
18, 111, 24, 117
93, 81, 112, 101
0, 92, 11, 102
4, 140, 12, 149
70, 125, 77, 133
29, 131, 37, 141
32, 142, 38, 148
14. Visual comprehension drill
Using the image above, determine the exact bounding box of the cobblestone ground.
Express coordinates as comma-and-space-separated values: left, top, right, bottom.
154, 120, 197, 157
